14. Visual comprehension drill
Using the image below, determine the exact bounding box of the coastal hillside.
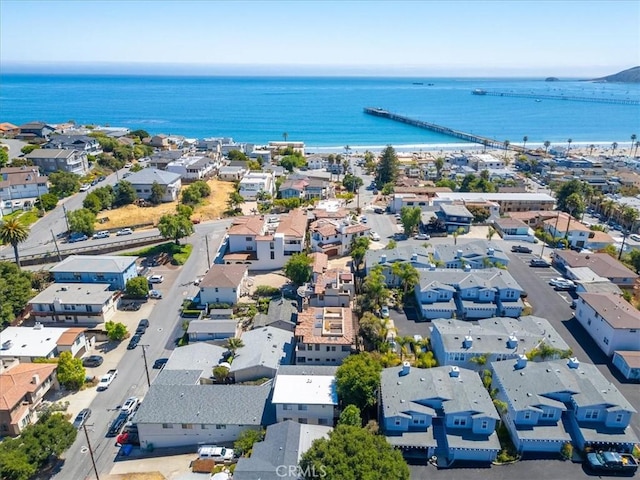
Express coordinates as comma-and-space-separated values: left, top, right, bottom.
590, 66, 640, 83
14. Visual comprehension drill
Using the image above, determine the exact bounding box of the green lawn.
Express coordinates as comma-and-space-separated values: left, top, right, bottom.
2, 209, 41, 227
124, 242, 193, 265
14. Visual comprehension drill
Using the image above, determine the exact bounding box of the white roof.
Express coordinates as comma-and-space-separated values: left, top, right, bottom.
272, 374, 338, 406
0, 325, 72, 357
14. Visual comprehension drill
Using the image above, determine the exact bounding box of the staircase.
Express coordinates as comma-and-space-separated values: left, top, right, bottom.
431, 417, 449, 461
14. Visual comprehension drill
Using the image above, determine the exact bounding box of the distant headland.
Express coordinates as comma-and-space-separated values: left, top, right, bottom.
589, 66, 640, 83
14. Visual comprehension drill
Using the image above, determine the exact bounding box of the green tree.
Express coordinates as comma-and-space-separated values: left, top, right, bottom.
92, 185, 115, 210
56, 351, 85, 390
182, 187, 202, 204
342, 173, 364, 193
192, 180, 211, 198
66, 208, 96, 235
361, 266, 390, 312
105, 321, 128, 341
213, 365, 230, 383
49, 171, 80, 197
396, 262, 419, 295
564, 192, 584, 221
234, 428, 264, 457
375, 145, 399, 186
227, 150, 248, 162
0, 146, 8, 167
82, 192, 103, 213
487, 226, 496, 241
149, 181, 166, 205
358, 312, 388, 351
0, 262, 33, 328
20, 144, 39, 155
338, 404, 362, 427
299, 424, 409, 480
176, 203, 194, 218
0, 218, 30, 267
467, 205, 490, 223
336, 352, 382, 411
350, 236, 370, 273
283, 253, 312, 285
227, 191, 245, 209
627, 249, 640, 273
157, 213, 194, 245
129, 129, 150, 141
280, 155, 306, 172
37, 192, 59, 211
225, 337, 245, 355
125, 276, 149, 297
434, 157, 444, 180
115, 180, 136, 206
400, 206, 421, 236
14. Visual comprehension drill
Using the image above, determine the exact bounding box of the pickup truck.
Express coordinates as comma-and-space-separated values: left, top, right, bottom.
97, 369, 118, 391
586, 451, 638, 474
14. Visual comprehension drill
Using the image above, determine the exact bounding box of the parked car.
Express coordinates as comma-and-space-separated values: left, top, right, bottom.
72, 408, 92, 429
193, 276, 204, 286
551, 278, 576, 290
197, 445, 235, 461
82, 355, 103, 368
370, 231, 381, 241
92, 230, 110, 239
98, 175, 106, 182
148, 274, 164, 284
148, 289, 163, 299
116, 228, 133, 236
138, 318, 149, 328
68, 232, 89, 243
120, 397, 139, 414
153, 358, 169, 369
530, 258, 551, 268
79, 184, 91, 192
127, 334, 141, 350
121, 302, 141, 311
136, 318, 149, 334
630, 234, 640, 242
511, 245, 533, 254
360, 216, 367, 223
381, 306, 390, 318
549, 277, 572, 287
414, 233, 430, 240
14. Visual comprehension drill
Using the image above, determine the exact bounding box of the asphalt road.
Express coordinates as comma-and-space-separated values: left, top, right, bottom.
53, 219, 231, 480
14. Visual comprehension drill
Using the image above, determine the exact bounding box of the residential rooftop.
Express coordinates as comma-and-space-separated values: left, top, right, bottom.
30, 283, 113, 305
50, 255, 137, 274
272, 373, 338, 406
199, 264, 247, 289
578, 292, 640, 329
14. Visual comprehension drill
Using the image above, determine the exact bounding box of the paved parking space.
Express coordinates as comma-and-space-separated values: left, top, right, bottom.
389, 306, 432, 338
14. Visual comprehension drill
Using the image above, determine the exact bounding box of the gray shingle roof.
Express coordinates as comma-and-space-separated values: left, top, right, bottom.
50, 255, 137, 274
253, 299, 298, 329
380, 365, 499, 421
432, 316, 570, 357
234, 421, 332, 480
125, 167, 181, 185
491, 359, 636, 413
365, 246, 430, 268
164, 343, 225, 372
187, 320, 237, 335
417, 268, 522, 292
153, 369, 203, 385
435, 240, 509, 265
30, 283, 113, 304
230, 327, 294, 374
133, 382, 274, 425
439, 203, 473, 218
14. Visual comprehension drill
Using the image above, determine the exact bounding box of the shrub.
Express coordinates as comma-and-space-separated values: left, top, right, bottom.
560, 442, 573, 460
253, 285, 281, 297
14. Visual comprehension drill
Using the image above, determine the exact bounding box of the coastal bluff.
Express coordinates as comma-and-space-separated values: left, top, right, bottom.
589, 66, 640, 83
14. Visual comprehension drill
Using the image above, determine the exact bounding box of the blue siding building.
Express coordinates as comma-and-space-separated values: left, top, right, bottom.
50, 255, 138, 291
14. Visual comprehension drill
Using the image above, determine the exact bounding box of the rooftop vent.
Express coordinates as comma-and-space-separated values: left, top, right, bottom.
429, 263, 436, 271
456, 249, 463, 258
33, 322, 43, 330
449, 366, 460, 377
515, 354, 528, 370
463, 335, 473, 348
411, 253, 418, 262
568, 357, 580, 369
400, 362, 411, 376
380, 254, 387, 264
463, 264, 471, 272
487, 247, 495, 255
507, 334, 518, 349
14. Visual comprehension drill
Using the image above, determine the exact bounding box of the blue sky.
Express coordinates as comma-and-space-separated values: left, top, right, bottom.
1, 0, 638, 76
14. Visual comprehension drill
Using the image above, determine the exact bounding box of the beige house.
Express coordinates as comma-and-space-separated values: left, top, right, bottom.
294, 307, 355, 365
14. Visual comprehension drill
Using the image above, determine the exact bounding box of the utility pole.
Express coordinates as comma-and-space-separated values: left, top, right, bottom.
82, 423, 100, 480
50, 229, 62, 262
62, 204, 70, 232
140, 344, 151, 387
205, 234, 211, 267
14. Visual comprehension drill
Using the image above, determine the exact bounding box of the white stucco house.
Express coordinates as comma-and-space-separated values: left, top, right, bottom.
198, 264, 249, 306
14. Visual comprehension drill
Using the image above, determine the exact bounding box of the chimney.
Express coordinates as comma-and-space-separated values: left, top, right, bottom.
464, 264, 471, 272
487, 247, 495, 255
400, 361, 411, 376
515, 354, 528, 370
31, 374, 40, 385
507, 334, 518, 349
456, 249, 463, 258
567, 357, 580, 369
380, 254, 387, 264
411, 253, 418, 263
449, 366, 460, 377
429, 263, 436, 271
33, 322, 43, 330
463, 335, 473, 348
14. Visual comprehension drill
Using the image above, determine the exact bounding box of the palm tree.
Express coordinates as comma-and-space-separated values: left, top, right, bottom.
630, 135, 637, 156
225, 337, 244, 356
588, 144, 596, 156
635, 141, 640, 158
486, 226, 496, 241
522, 135, 528, 151
482, 139, 489, 152
282, 132, 288, 142
0, 217, 30, 267
611, 142, 618, 157
397, 263, 419, 295
503, 140, 510, 161
396, 336, 412, 361
566, 138, 572, 154
619, 206, 638, 259
543, 140, 551, 156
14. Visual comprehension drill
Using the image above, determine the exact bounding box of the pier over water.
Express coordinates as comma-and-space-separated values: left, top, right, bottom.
363, 107, 524, 152
471, 89, 640, 106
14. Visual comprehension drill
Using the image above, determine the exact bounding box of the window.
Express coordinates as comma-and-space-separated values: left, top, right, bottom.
215, 287, 219, 292
481, 420, 489, 429
541, 410, 554, 419
615, 413, 624, 423
216, 424, 227, 429
162, 423, 173, 429
453, 417, 467, 426
315, 345, 320, 351
603, 337, 609, 345
270, 252, 275, 260
585, 409, 599, 420
298, 405, 308, 411
523, 411, 531, 420
247, 245, 254, 251
395, 419, 401, 426
245, 237, 252, 241
201, 424, 208, 429
318, 418, 328, 425
283, 404, 292, 410
182, 423, 193, 429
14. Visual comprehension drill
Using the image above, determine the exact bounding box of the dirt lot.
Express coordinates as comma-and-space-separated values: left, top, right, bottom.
97, 179, 235, 230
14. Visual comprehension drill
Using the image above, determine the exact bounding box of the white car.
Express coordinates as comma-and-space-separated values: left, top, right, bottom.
148, 289, 163, 299
630, 234, 640, 242
92, 230, 110, 239
116, 228, 133, 236
549, 278, 575, 289
370, 231, 381, 241
414, 233, 430, 240
148, 274, 164, 284
381, 306, 390, 318
120, 397, 139, 414
79, 184, 91, 192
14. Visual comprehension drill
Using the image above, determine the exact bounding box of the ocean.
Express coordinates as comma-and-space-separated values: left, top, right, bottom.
1, 74, 639, 153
